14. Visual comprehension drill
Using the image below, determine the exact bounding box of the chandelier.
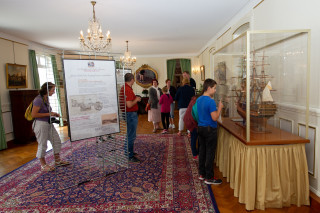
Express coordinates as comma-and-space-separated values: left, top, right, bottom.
79, 1, 112, 52
120, 41, 136, 67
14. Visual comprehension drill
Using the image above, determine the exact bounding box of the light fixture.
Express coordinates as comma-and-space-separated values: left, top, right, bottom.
192, 67, 200, 74
79, 1, 112, 52
120, 41, 136, 67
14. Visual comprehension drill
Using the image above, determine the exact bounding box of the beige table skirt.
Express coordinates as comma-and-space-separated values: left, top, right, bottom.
216, 126, 310, 210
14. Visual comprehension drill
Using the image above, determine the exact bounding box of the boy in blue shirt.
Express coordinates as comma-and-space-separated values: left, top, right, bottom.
197, 79, 223, 184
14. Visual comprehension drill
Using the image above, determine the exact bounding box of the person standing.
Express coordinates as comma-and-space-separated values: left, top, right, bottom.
159, 86, 173, 134
183, 71, 196, 90
120, 73, 141, 163
148, 79, 162, 133
165, 79, 176, 129
183, 94, 201, 160
175, 78, 195, 136
197, 79, 223, 184
31, 82, 69, 172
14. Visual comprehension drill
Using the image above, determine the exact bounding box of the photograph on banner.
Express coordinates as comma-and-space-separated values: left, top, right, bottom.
63, 59, 119, 141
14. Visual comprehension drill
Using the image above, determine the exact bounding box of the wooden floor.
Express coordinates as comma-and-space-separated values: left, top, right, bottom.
0, 112, 315, 212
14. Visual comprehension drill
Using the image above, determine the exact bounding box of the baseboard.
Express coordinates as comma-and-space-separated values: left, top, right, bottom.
310, 191, 320, 212
6, 140, 15, 148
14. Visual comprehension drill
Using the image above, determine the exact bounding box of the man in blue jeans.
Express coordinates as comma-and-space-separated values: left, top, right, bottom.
120, 73, 141, 163
197, 78, 223, 184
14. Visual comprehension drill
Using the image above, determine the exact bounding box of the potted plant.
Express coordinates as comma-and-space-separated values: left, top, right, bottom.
142, 89, 149, 97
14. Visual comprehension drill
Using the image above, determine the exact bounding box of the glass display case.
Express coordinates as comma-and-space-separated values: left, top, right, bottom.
213, 30, 310, 141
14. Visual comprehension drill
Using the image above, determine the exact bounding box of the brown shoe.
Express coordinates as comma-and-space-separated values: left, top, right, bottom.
41, 164, 55, 172
55, 160, 71, 167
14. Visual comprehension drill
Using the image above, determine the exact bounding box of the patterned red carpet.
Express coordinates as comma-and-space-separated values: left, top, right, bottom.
0, 134, 219, 212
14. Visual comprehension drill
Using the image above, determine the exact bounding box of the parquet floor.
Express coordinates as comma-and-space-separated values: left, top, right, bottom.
0, 111, 315, 212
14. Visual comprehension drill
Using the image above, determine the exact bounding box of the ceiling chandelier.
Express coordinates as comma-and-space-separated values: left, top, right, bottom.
120, 41, 136, 67
79, 1, 112, 52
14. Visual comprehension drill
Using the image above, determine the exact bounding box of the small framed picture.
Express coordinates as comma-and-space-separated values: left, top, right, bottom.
200, 65, 205, 81
6, 63, 28, 88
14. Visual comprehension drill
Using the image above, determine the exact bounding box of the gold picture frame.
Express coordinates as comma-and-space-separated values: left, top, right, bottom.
200, 65, 205, 81
135, 64, 158, 88
6, 63, 28, 88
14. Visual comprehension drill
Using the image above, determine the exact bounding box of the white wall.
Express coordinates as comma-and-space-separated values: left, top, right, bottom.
0, 33, 63, 142
198, 0, 320, 197
132, 56, 198, 96
0, 38, 30, 141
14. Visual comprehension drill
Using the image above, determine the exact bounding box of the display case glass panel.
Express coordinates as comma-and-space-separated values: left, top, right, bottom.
213, 30, 310, 141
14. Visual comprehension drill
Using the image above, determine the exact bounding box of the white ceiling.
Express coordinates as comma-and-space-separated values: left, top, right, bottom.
0, 0, 251, 56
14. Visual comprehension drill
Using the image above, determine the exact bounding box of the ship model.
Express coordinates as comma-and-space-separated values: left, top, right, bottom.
234, 51, 277, 132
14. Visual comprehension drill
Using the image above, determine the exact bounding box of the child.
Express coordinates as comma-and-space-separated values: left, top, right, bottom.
159, 86, 173, 133
197, 79, 223, 185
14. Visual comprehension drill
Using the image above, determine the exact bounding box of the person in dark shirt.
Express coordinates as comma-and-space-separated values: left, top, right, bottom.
175, 78, 195, 136
183, 71, 196, 90
165, 79, 176, 129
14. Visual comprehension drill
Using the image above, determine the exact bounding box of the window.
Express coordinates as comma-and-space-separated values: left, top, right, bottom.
36, 54, 60, 115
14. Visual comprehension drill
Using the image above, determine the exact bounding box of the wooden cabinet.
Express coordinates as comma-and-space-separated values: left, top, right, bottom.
9, 90, 39, 144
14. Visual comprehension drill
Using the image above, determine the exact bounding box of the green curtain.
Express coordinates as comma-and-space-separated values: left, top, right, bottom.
29, 50, 40, 89
0, 95, 8, 150
180, 59, 191, 77
51, 55, 63, 127
166, 59, 176, 82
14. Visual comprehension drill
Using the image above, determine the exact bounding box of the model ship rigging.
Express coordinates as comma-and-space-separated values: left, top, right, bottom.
234, 51, 277, 132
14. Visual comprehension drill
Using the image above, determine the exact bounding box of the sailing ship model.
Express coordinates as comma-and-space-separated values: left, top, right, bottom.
234, 51, 277, 132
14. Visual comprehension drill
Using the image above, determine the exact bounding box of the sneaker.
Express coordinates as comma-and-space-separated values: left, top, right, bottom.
162, 129, 168, 134
172, 124, 175, 129
199, 175, 205, 180
128, 156, 140, 163
193, 155, 198, 161
205, 178, 222, 185
169, 124, 172, 128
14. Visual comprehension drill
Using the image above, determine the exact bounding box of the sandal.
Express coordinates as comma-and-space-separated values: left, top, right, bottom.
177, 132, 182, 136
41, 164, 55, 172
55, 160, 71, 167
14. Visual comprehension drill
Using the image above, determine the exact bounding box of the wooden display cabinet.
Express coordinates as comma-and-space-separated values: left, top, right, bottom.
9, 90, 39, 144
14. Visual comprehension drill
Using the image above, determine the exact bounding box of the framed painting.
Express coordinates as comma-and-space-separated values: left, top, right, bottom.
135, 64, 158, 88
200, 65, 205, 81
6, 63, 28, 88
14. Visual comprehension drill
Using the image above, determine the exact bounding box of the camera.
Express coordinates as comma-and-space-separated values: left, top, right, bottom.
48, 117, 60, 124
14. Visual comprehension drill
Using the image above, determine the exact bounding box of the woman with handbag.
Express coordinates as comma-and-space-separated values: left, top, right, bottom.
31, 82, 70, 172
147, 79, 163, 133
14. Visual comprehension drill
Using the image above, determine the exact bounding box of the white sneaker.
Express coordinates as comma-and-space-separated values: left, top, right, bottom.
169, 124, 172, 128
172, 124, 175, 129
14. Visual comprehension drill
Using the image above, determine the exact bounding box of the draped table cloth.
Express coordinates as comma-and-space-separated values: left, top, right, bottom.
216, 118, 310, 210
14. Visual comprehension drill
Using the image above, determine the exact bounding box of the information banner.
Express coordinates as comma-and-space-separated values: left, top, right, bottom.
63, 59, 119, 141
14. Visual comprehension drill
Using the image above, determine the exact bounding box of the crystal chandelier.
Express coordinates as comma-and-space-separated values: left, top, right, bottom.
79, 1, 112, 52
120, 41, 136, 67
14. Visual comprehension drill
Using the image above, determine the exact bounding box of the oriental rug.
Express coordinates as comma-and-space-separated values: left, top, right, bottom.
0, 134, 219, 212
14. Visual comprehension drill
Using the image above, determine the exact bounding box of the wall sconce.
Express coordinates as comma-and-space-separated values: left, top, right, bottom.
192, 67, 200, 74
